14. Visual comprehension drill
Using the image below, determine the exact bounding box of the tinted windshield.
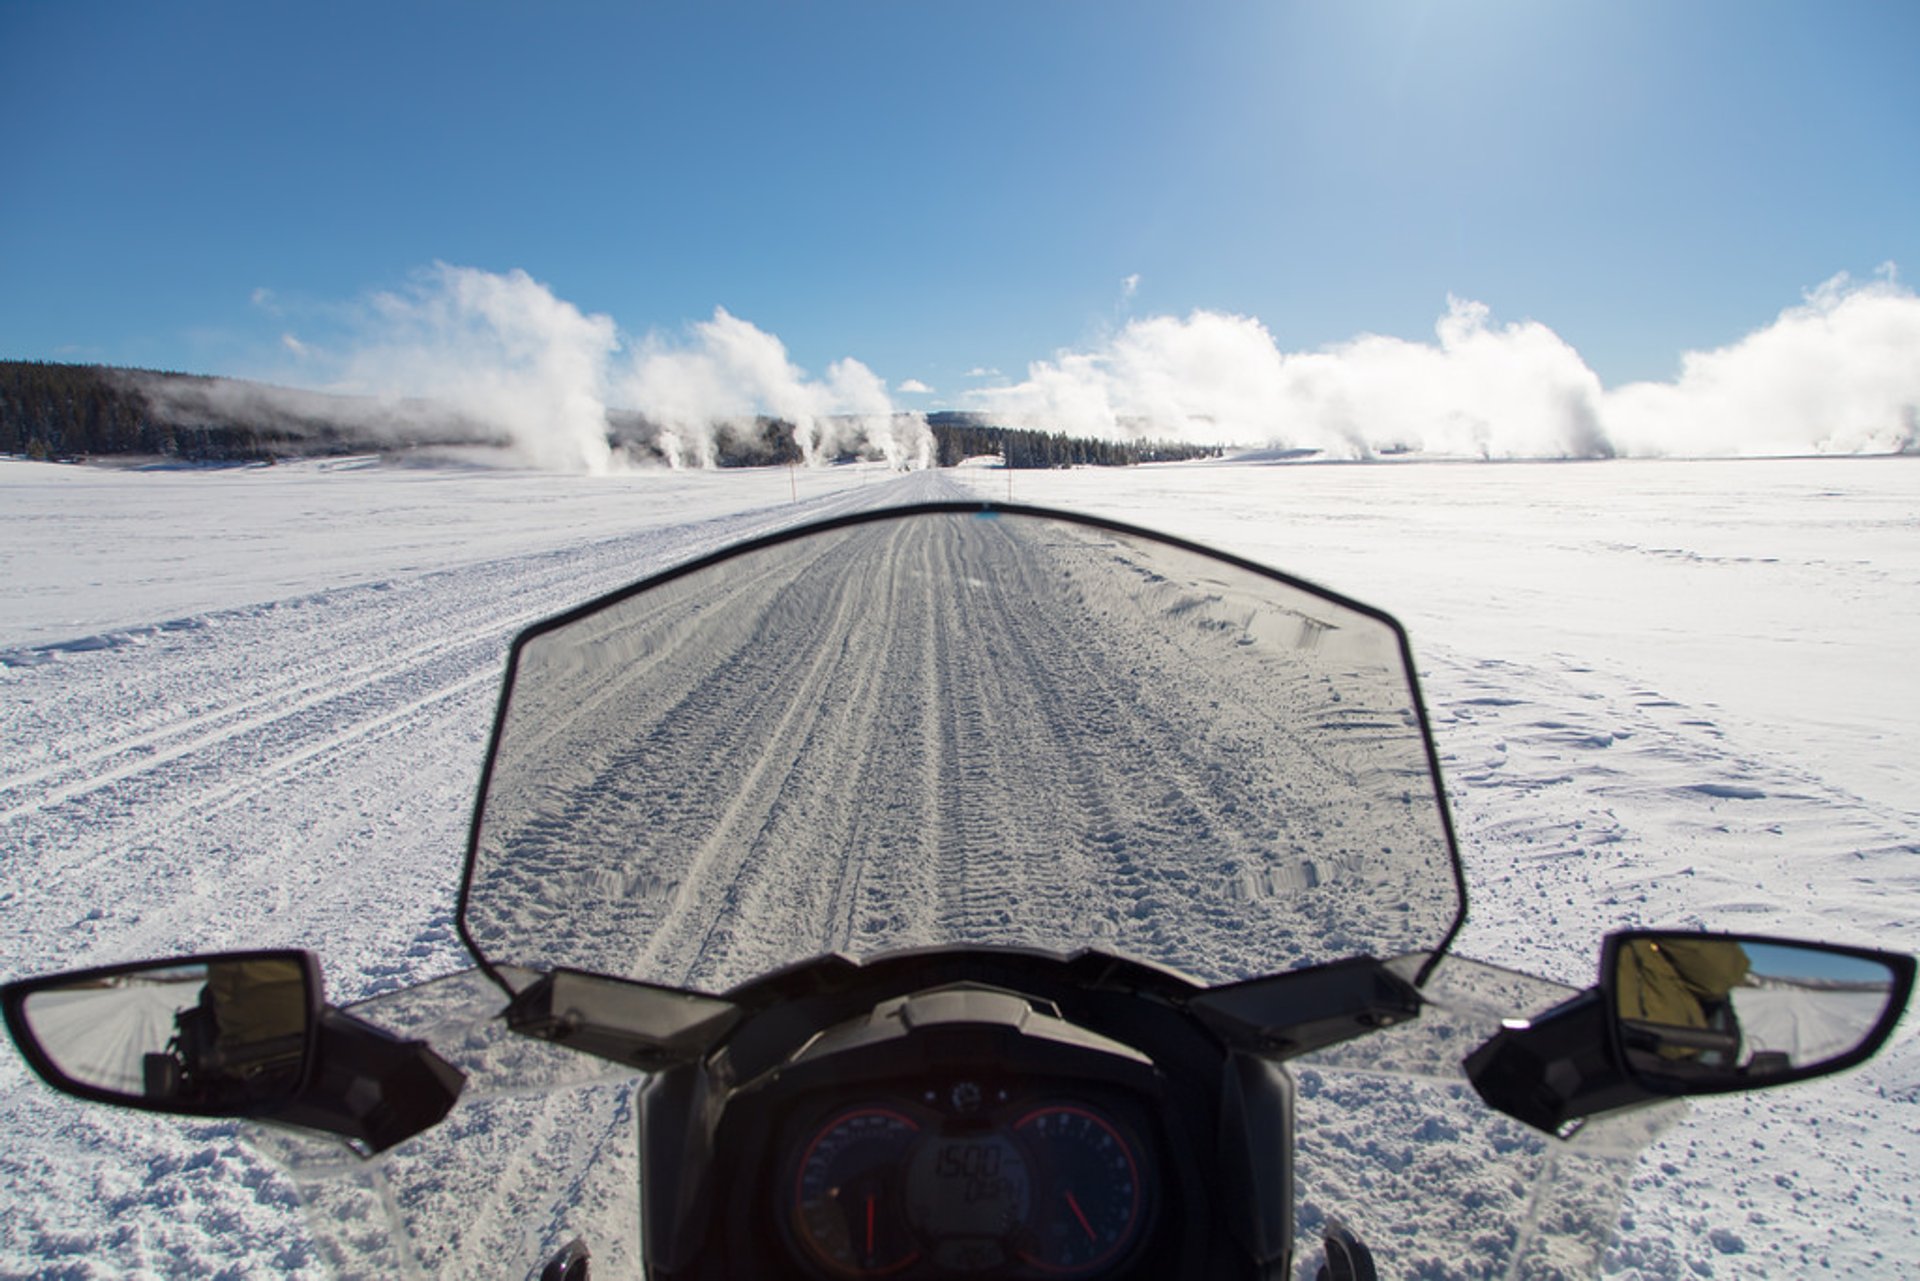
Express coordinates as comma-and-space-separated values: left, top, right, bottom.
461, 505, 1463, 991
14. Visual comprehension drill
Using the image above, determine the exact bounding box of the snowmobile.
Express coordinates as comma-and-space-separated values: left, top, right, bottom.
4, 502, 1912, 1279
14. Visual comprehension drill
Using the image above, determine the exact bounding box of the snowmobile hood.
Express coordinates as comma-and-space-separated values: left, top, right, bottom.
457, 502, 1467, 994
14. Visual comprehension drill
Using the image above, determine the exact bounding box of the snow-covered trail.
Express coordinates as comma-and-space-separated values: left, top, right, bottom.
1, 467, 940, 979
20, 980, 196, 1097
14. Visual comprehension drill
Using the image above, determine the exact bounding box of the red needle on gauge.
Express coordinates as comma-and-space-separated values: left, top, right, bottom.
1065, 1190, 1096, 1241
866, 1193, 876, 1257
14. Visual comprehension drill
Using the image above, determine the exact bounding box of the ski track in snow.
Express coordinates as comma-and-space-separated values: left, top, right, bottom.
1, 456, 1916, 1278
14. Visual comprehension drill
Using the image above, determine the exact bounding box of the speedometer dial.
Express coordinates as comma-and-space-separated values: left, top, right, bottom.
793, 1108, 924, 1276
1012, 1105, 1146, 1275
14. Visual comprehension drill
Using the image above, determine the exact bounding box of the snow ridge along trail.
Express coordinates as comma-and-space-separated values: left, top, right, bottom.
0, 463, 931, 1277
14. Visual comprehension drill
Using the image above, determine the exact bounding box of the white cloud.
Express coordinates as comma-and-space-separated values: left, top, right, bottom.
280, 333, 309, 358
898, 378, 933, 395
1121, 273, 1140, 300
964, 274, 1920, 459
964, 366, 1002, 379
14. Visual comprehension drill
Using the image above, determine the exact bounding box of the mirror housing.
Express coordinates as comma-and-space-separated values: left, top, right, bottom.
277, 1006, 466, 1155
1602, 931, 1914, 1097
1466, 931, 1915, 1135
3, 950, 465, 1155
1462, 988, 1652, 1136
2, 950, 320, 1116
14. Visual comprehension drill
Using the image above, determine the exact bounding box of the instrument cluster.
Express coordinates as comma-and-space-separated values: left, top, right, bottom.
780, 1077, 1156, 1279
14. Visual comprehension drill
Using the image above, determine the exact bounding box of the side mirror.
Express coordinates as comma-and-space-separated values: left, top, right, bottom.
4, 950, 466, 1155
1603, 931, 1914, 1096
2, 950, 319, 1116
1465, 931, 1915, 1135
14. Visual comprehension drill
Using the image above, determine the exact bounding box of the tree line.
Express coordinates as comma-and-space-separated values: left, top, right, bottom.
0, 361, 485, 462
926, 413, 1221, 468
0, 360, 226, 460
1, 361, 1221, 469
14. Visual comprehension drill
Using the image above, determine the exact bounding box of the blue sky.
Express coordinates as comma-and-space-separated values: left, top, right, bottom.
3, 1, 1915, 402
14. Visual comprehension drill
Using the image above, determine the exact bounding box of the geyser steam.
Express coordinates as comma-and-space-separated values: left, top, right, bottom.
212, 262, 1916, 469
620, 308, 929, 470
967, 270, 1920, 459
346, 265, 621, 472
266, 264, 933, 474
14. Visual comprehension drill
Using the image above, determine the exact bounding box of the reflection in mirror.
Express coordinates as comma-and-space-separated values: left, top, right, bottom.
18, 956, 310, 1108
1614, 936, 1900, 1083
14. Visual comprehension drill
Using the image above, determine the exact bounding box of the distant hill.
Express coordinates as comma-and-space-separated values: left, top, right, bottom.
0, 361, 1220, 469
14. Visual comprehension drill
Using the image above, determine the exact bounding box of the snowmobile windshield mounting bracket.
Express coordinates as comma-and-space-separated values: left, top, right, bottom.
1186, 955, 1424, 1058
504, 968, 743, 1071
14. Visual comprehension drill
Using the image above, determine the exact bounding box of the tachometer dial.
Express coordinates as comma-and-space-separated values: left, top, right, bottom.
1012, 1105, 1146, 1275
793, 1107, 923, 1277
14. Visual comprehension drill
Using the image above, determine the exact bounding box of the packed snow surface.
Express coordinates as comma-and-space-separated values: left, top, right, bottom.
467, 508, 1455, 991
1, 455, 1915, 1278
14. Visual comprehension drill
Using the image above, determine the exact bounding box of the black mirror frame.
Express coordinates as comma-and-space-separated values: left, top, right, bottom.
1600, 930, 1915, 1098
1, 949, 323, 1117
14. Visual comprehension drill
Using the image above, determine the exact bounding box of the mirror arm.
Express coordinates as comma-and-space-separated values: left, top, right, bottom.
272, 1007, 465, 1156
1463, 988, 1658, 1135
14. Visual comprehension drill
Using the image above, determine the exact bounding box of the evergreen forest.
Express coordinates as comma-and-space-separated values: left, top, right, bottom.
0, 361, 1219, 470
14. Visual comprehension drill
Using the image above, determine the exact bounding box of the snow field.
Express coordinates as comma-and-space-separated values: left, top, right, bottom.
1, 455, 1915, 1277
959, 458, 1920, 1279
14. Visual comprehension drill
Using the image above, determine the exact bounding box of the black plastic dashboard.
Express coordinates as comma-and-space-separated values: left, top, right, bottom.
635, 953, 1307, 1281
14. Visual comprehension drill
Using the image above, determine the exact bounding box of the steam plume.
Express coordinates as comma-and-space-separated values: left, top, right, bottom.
341, 265, 620, 471
1607, 271, 1920, 456
619, 308, 931, 470
220, 264, 932, 473
967, 271, 1920, 459
159, 263, 1917, 469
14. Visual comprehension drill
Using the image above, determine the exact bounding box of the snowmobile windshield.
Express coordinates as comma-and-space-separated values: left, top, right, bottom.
459, 504, 1465, 993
